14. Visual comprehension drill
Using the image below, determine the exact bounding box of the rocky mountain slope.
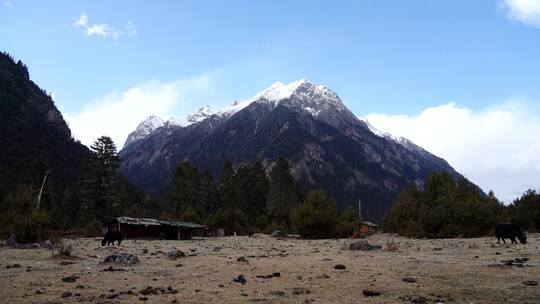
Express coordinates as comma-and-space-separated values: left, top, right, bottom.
0, 52, 89, 203
119, 79, 461, 222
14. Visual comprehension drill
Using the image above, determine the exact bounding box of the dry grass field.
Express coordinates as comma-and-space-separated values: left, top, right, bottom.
1, 233, 539, 304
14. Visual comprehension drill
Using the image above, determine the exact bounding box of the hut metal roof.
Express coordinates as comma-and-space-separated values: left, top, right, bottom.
361, 221, 378, 227
112, 217, 206, 229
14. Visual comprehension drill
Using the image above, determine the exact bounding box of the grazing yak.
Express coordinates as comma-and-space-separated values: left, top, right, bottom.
495, 223, 526, 244
101, 231, 123, 246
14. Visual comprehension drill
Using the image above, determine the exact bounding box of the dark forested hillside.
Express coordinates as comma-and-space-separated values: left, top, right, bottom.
0, 52, 89, 209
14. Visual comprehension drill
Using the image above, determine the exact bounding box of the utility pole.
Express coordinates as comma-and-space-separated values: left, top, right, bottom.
36, 169, 51, 209
358, 199, 362, 220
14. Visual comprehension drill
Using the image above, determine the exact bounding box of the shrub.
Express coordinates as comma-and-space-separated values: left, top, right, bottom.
336, 207, 361, 238
13, 209, 50, 243
291, 190, 339, 239
83, 220, 102, 237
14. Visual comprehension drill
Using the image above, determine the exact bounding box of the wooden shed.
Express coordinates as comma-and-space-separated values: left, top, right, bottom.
105, 217, 206, 240
359, 221, 379, 234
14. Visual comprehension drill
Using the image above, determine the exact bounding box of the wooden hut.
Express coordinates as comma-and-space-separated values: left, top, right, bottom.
359, 221, 379, 234
104, 217, 206, 240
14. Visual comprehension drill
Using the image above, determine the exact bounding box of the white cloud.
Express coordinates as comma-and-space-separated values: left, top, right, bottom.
65, 74, 216, 149
3, 2, 13, 8
363, 100, 540, 203
73, 13, 137, 40
500, 0, 540, 28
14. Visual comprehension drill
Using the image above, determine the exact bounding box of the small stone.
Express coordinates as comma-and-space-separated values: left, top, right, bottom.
269, 290, 287, 297
523, 280, 538, 286
62, 274, 79, 283
292, 287, 311, 295
334, 264, 346, 270
233, 275, 247, 284
402, 277, 417, 283
167, 250, 186, 259
61, 292, 73, 298
362, 290, 381, 297
106, 293, 119, 299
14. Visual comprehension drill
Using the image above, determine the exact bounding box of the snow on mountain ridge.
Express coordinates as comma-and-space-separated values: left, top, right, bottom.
123, 115, 165, 147
186, 105, 215, 124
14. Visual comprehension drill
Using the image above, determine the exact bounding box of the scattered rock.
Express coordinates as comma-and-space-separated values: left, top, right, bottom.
362, 290, 381, 297
59, 261, 75, 266
237, 256, 248, 262
334, 264, 346, 270
523, 280, 538, 286
348, 240, 382, 251
399, 295, 428, 304
270, 230, 286, 238
269, 290, 287, 297
402, 277, 417, 283
139, 286, 178, 296
60, 292, 72, 298
256, 272, 281, 279
5, 263, 21, 269
103, 253, 139, 265
291, 287, 311, 295
167, 250, 186, 259
62, 274, 79, 283
102, 266, 127, 272
233, 275, 247, 284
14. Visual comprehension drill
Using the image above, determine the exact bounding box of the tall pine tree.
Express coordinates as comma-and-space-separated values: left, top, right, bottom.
266, 156, 302, 226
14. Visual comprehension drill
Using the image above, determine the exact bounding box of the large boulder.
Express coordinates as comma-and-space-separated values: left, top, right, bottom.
103, 253, 139, 265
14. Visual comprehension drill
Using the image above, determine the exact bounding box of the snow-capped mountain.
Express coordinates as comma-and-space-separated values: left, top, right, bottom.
123, 115, 165, 148
119, 79, 461, 222
186, 105, 215, 124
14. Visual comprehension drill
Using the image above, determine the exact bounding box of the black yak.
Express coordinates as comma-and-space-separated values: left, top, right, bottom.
101, 231, 123, 246
495, 223, 526, 244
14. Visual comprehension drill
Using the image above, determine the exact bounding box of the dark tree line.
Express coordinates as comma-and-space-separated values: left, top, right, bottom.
0, 136, 143, 241
160, 156, 301, 234
384, 171, 540, 238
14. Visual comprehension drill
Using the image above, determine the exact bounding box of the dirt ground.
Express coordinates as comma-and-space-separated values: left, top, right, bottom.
1, 233, 539, 304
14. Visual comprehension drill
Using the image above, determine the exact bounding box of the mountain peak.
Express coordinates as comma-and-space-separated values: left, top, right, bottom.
123, 115, 165, 147
253, 78, 318, 103
186, 105, 215, 124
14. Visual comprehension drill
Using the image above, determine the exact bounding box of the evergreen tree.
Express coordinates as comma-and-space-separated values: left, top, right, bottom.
511, 189, 540, 231
267, 156, 301, 225
199, 170, 220, 216
168, 161, 201, 216
384, 171, 504, 238
79, 136, 120, 224
218, 161, 236, 209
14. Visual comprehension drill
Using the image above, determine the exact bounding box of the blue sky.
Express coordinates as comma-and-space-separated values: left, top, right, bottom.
2, 1, 539, 115
1, 0, 540, 201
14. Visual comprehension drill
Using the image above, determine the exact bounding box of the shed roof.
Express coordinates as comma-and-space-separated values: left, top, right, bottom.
115, 217, 162, 226
110, 216, 206, 229
361, 221, 378, 227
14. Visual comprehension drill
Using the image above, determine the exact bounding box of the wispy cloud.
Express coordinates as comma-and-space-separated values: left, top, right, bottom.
65, 74, 217, 148
73, 13, 137, 40
363, 99, 540, 203
3, 2, 13, 9
500, 0, 540, 28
